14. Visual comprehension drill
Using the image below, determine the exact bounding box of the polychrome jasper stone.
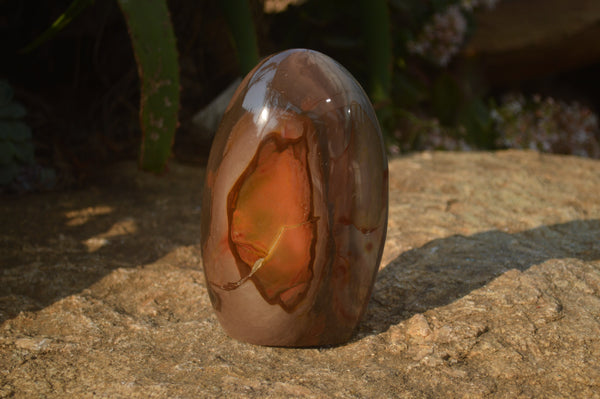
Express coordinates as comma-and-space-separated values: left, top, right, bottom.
201, 49, 388, 346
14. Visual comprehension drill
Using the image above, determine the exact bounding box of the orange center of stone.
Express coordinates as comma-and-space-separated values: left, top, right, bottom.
228, 133, 315, 310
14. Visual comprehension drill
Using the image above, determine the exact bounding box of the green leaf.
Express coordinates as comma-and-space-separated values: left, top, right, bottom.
431, 73, 462, 126
459, 99, 493, 148
393, 71, 428, 108
219, 0, 260, 75
117, 0, 180, 173
0, 140, 15, 165
0, 81, 14, 106
0, 121, 33, 141
0, 163, 19, 185
12, 140, 35, 164
20, 0, 96, 53
359, 0, 393, 105
0, 102, 27, 119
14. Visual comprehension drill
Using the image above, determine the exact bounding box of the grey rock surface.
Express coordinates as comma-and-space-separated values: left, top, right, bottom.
1, 150, 599, 398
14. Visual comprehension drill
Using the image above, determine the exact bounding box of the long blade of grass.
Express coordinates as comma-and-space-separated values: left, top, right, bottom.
20, 0, 95, 53
117, 0, 180, 173
359, 0, 392, 106
220, 0, 260, 75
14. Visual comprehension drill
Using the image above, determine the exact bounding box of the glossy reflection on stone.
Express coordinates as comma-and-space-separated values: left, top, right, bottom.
201, 49, 388, 346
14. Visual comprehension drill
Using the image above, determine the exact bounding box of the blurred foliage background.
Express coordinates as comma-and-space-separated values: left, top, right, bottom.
1, 0, 599, 192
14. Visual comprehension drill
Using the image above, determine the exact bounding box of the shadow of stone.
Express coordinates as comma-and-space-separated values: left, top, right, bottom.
0, 162, 204, 323
361, 219, 600, 335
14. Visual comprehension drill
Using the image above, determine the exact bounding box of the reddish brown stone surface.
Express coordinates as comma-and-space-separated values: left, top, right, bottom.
201, 49, 388, 346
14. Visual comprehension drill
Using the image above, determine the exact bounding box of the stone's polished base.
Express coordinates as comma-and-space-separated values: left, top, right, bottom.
200, 49, 389, 346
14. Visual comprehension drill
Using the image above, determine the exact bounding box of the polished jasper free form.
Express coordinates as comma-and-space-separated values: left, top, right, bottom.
201, 49, 388, 346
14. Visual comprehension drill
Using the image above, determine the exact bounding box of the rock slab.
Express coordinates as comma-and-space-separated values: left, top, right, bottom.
463, 0, 600, 84
1, 150, 599, 398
